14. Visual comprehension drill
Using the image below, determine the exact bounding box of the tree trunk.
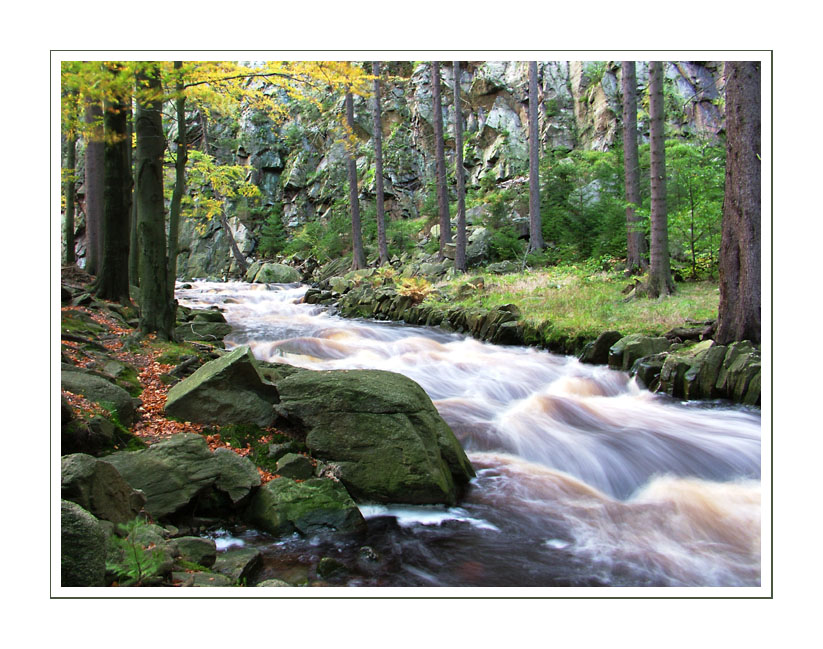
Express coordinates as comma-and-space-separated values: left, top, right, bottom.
167, 60, 187, 296
128, 97, 139, 287
372, 62, 389, 266
345, 89, 366, 270
716, 61, 761, 345
431, 61, 451, 258
94, 77, 132, 304
621, 61, 647, 273
220, 208, 249, 275
136, 63, 174, 339
64, 129, 77, 265
528, 61, 545, 252
647, 61, 674, 297
453, 61, 467, 272
84, 100, 104, 275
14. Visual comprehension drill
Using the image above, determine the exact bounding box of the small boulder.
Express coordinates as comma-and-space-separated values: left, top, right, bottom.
579, 330, 623, 365
61, 500, 107, 587
608, 334, 671, 372
61, 368, 137, 426
173, 536, 218, 568
245, 477, 366, 537
212, 547, 263, 583
61, 453, 146, 525
252, 262, 301, 284
276, 453, 315, 480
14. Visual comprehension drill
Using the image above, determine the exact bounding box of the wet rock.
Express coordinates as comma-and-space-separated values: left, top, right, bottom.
212, 547, 263, 584
608, 334, 671, 372
173, 321, 232, 344
251, 262, 301, 284
245, 477, 366, 537
257, 578, 293, 587
579, 330, 623, 365
173, 571, 233, 587
173, 536, 218, 568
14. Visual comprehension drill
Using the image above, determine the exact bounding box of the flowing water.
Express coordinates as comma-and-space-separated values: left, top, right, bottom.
176, 281, 762, 588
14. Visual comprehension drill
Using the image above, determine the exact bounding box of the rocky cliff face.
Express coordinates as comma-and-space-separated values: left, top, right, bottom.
175, 60, 726, 280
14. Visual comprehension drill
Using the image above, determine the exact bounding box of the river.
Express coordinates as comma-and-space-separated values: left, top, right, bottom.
176, 280, 762, 589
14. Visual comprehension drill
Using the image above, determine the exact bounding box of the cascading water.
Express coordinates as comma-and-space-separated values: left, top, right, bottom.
177, 281, 762, 588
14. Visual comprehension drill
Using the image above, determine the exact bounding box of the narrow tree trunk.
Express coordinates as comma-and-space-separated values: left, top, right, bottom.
372, 62, 389, 266
647, 61, 674, 297
95, 78, 132, 304
621, 61, 647, 273
528, 61, 545, 252
220, 207, 249, 275
431, 62, 451, 258
716, 61, 761, 345
453, 61, 467, 272
167, 60, 187, 296
84, 100, 104, 275
136, 63, 174, 339
64, 129, 77, 265
345, 89, 366, 270
128, 96, 139, 287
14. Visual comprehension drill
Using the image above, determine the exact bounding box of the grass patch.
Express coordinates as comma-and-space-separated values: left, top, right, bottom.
428, 265, 719, 341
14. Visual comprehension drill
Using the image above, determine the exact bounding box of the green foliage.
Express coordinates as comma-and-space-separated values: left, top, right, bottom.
106, 518, 167, 586
665, 140, 725, 279
256, 204, 288, 258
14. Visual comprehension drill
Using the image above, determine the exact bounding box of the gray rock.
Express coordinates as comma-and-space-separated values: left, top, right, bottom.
173, 536, 218, 568
252, 262, 301, 284
276, 453, 315, 480
61, 453, 146, 525
246, 477, 366, 537
103, 433, 260, 519
276, 369, 475, 505
164, 346, 279, 427
61, 368, 137, 426
212, 547, 263, 584
579, 330, 623, 365
609, 334, 671, 372
61, 500, 107, 587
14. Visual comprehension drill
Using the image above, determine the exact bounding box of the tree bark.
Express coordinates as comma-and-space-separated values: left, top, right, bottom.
64, 128, 77, 265
94, 74, 132, 304
621, 61, 647, 273
84, 100, 104, 275
220, 208, 249, 275
528, 61, 545, 252
345, 89, 367, 270
136, 63, 174, 339
128, 96, 139, 287
167, 61, 187, 295
431, 62, 451, 258
647, 61, 674, 297
716, 61, 761, 345
372, 62, 389, 265
453, 61, 467, 272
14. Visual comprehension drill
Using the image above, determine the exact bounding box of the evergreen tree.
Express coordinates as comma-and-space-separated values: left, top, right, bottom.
431, 61, 451, 258
528, 61, 545, 252
717, 61, 761, 344
372, 62, 389, 265
453, 61, 467, 272
646, 61, 674, 297
63, 119, 77, 266
345, 88, 367, 270
621, 61, 647, 273
84, 100, 104, 275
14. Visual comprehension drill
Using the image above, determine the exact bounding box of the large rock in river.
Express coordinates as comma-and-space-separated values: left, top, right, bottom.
276, 369, 475, 505
164, 346, 279, 427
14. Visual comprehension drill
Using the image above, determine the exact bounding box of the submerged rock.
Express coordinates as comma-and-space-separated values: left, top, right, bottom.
276, 369, 475, 505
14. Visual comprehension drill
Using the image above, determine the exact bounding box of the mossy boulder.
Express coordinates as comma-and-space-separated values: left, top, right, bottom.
173, 536, 218, 568
103, 433, 260, 520
579, 330, 623, 365
245, 477, 366, 537
275, 369, 475, 505
251, 262, 301, 284
61, 500, 107, 587
608, 334, 671, 372
657, 340, 715, 398
164, 346, 280, 427
61, 453, 146, 526
173, 321, 233, 344
61, 368, 138, 427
